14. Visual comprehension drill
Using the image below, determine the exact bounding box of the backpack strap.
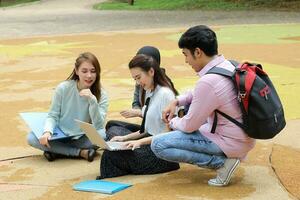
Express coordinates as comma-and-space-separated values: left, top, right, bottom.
236, 66, 247, 103
211, 110, 246, 133
211, 111, 218, 133
211, 96, 248, 132
229, 60, 239, 67
206, 59, 239, 77
206, 67, 233, 77
207, 60, 246, 133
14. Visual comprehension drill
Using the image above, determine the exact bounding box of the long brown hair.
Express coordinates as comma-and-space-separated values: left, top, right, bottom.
66, 52, 102, 101
129, 54, 177, 105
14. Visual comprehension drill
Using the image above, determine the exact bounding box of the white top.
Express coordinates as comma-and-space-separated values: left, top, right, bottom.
44, 80, 109, 137
143, 85, 175, 136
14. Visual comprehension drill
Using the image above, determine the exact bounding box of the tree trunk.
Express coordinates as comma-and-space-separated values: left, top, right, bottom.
128, 0, 134, 5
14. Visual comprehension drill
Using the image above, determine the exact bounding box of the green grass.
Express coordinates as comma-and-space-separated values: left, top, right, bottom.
166, 24, 300, 45
261, 62, 300, 120
0, 0, 39, 7
94, 0, 245, 10
94, 0, 300, 11
217, 24, 300, 44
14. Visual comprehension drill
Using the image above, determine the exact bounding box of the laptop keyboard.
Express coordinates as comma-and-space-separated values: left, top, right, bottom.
107, 141, 127, 150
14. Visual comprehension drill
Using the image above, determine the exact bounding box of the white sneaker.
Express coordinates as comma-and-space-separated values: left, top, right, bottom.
208, 158, 240, 187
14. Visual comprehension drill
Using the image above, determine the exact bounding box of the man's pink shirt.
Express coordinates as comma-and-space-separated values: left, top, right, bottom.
170, 55, 255, 159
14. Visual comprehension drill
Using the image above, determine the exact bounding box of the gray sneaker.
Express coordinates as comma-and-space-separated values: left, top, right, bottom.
208, 158, 240, 187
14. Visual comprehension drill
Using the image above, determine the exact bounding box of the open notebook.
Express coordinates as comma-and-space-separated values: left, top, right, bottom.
73, 180, 131, 194
20, 112, 82, 140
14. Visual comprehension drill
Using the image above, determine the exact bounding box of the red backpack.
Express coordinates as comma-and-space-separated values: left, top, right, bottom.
207, 61, 286, 139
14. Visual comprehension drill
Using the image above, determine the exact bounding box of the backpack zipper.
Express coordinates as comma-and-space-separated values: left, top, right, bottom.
264, 91, 268, 100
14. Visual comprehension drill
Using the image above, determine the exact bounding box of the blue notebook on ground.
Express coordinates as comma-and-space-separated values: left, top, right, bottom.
20, 112, 82, 141
73, 180, 132, 194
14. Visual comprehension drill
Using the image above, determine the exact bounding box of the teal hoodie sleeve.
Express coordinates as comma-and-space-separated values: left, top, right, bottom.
43, 83, 64, 135
88, 89, 109, 130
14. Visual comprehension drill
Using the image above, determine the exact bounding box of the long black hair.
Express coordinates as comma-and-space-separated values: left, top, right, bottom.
136, 46, 178, 105
129, 54, 177, 99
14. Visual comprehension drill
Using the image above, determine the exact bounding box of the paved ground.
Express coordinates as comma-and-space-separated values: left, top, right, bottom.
1, 0, 300, 39
0, 1, 300, 200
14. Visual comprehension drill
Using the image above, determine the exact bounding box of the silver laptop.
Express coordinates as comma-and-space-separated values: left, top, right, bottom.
75, 119, 131, 151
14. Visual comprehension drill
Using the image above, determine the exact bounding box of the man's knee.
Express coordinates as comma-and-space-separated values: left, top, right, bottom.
151, 134, 167, 157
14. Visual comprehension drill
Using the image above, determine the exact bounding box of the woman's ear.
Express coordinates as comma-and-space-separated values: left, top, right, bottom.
149, 67, 155, 77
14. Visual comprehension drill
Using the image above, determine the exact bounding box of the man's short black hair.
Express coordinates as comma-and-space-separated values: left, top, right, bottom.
178, 25, 218, 57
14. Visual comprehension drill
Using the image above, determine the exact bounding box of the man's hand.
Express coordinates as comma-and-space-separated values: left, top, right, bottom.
162, 99, 178, 123
39, 131, 51, 148
120, 109, 142, 118
166, 123, 172, 131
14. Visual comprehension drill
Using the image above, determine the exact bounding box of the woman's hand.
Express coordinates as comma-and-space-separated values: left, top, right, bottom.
79, 89, 95, 99
39, 131, 51, 148
124, 140, 142, 150
120, 109, 142, 118
110, 135, 127, 142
